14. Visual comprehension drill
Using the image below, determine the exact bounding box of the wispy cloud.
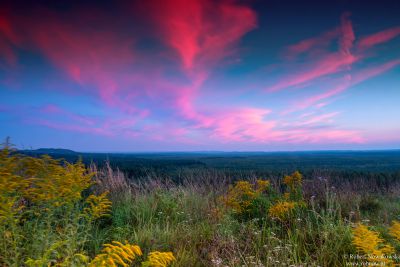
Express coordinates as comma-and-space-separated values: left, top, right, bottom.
286, 59, 400, 113
357, 26, 400, 49
269, 12, 399, 117
142, 0, 257, 72
268, 12, 357, 92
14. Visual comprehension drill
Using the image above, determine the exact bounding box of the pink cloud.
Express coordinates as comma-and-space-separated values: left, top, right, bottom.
357, 26, 400, 49
285, 28, 340, 59
1, 2, 262, 145
273, 110, 363, 144
41, 104, 97, 126
268, 12, 357, 93
184, 107, 363, 145
29, 104, 149, 139
270, 11, 399, 121
1, 98, 364, 145
289, 59, 400, 112
352, 59, 400, 83
28, 12, 137, 108
267, 53, 357, 92
138, 0, 258, 129
209, 108, 275, 142
339, 12, 355, 56
298, 112, 340, 126
143, 0, 257, 72
0, 12, 21, 67
0, 8, 154, 117
3, 4, 391, 147
288, 78, 351, 112
297, 129, 364, 144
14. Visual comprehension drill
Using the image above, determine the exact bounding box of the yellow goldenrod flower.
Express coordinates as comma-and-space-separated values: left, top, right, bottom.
24, 158, 93, 205
268, 201, 296, 220
222, 179, 269, 214
352, 223, 394, 264
389, 220, 400, 241
84, 191, 112, 219
0, 145, 94, 211
89, 241, 142, 267
283, 171, 302, 190
222, 181, 255, 213
255, 179, 270, 193
0, 147, 31, 222
142, 251, 176, 267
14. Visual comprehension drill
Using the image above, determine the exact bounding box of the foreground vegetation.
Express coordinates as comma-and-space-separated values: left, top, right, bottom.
2, 143, 400, 266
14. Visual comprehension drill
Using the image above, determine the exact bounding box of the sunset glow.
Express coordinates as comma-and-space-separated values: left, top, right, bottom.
1, 0, 399, 151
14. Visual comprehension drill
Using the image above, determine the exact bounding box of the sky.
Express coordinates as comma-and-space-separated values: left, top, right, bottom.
0, 0, 399, 152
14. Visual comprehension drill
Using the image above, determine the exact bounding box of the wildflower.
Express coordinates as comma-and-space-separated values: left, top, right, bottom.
283, 171, 302, 190
142, 251, 176, 267
268, 201, 296, 220
0, 196, 22, 223
211, 257, 223, 266
0, 146, 96, 224
255, 179, 270, 193
0, 147, 31, 222
389, 220, 400, 241
352, 223, 394, 264
222, 181, 255, 213
222, 179, 270, 214
23, 157, 93, 206
84, 191, 112, 219
89, 241, 142, 267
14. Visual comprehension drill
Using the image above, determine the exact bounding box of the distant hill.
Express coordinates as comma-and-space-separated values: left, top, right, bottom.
21, 148, 78, 155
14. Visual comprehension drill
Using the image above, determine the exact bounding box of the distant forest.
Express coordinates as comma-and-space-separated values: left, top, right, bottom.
19, 149, 400, 189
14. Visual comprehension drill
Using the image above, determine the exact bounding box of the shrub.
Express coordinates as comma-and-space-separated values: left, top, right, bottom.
220, 179, 273, 220
0, 143, 176, 267
0, 144, 105, 266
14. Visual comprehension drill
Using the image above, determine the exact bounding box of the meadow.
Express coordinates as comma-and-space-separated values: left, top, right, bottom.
2, 145, 400, 266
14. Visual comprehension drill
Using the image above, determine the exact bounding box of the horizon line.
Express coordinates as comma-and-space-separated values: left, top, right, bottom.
20, 147, 400, 154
